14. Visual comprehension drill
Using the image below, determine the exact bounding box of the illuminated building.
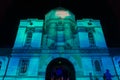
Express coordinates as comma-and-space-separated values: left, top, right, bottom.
0, 7, 120, 80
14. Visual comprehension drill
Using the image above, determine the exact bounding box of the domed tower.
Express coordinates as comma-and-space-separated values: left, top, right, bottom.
42, 7, 77, 50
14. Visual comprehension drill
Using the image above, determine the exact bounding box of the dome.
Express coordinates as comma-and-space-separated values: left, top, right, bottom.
45, 7, 75, 21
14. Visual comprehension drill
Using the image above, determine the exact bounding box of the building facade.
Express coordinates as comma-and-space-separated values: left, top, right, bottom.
0, 7, 120, 80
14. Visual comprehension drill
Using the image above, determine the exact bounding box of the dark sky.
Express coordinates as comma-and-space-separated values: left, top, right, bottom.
0, 0, 120, 48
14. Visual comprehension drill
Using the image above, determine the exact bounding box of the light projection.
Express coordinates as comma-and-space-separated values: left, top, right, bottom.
55, 10, 70, 19
1, 7, 118, 80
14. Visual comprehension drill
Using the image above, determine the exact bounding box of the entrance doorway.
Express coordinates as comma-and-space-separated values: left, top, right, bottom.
45, 57, 75, 80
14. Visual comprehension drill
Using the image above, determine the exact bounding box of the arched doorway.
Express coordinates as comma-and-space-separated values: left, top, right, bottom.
45, 57, 75, 80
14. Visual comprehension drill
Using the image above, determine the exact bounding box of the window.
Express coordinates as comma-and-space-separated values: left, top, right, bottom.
0, 61, 2, 70
118, 61, 120, 67
24, 31, 33, 47
94, 60, 101, 72
88, 32, 95, 47
19, 59, 29, 75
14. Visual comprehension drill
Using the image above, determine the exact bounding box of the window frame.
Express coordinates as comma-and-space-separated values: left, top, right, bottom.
18, 58, 29, 76
0, 61, 2, 70
24, 30, 33, 48
92, 58, 102, 74
94, 60, 101, 72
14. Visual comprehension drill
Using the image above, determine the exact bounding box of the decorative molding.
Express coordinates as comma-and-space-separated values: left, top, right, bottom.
25, 27, 35, 33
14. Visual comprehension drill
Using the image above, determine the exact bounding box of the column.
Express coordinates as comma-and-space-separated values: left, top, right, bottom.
47, 23, 56, 48
64, 23, 73, 48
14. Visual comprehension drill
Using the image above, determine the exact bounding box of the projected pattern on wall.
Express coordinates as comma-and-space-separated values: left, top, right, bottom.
0, 7, 120, 80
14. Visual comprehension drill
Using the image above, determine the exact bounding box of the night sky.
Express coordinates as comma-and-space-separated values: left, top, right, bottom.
0, 0, 120, 48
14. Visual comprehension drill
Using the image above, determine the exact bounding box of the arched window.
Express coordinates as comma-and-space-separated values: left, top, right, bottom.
0, 61, 2, 70
118, 61, 120, 67
19, 59, 29, 75
94, 60, 101, 71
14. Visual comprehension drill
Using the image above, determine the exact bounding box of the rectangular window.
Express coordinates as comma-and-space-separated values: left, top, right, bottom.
88, 32, 96, 47
24, 31, 33, 47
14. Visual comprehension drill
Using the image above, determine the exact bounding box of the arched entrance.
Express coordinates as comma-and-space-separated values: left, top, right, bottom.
45, 57, 75, 80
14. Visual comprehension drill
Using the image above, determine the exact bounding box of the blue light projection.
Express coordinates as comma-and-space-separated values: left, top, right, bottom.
0, 7, 119, 80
